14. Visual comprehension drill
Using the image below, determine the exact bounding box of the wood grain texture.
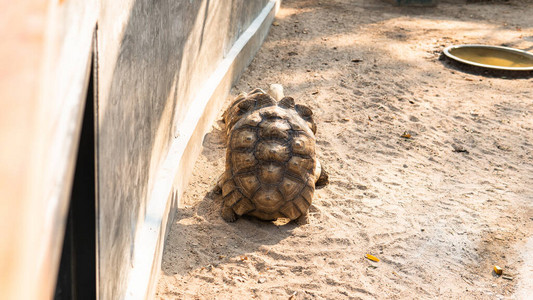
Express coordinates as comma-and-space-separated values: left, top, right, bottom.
0, 0, 96, 299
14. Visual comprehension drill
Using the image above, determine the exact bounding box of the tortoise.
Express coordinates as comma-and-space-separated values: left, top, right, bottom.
215, 84, 328, 224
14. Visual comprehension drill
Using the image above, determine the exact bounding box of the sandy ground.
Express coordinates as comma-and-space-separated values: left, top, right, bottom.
156, 0, 533, 298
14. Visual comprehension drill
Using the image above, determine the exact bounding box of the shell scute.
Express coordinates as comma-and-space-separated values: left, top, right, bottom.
252, 188, 284, 213
240, 111, 263, 127
300, 185, 314, 204
222, 179, 236, 197
289, 121, 306, 132
261, 106, 288, 120
223, 190, 242, 207
231, 152, 257, 173
293, 196, 309, 213
287, 156, 315, 178
255, 140, 290, 162
255, 93, 276, 108
279, 177, 304, 201
292, 134, 314, 156
280, 202, 301, 220
259, 119, 291, 140
258, 163, 284, 184
234, 174, 260, 198
233, 198, 255, 215
230, 128, 257, 149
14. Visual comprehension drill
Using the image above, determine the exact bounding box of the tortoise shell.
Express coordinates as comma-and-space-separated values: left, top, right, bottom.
218, 87, 326, 223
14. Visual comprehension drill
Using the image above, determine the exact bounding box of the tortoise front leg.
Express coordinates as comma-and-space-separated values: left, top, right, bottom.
213, 183, 222, 195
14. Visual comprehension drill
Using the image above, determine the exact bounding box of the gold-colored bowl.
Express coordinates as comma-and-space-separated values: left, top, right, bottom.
443, 44, 533, 71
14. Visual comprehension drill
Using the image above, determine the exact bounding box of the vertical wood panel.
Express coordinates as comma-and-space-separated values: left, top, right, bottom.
0, 0, 96, 299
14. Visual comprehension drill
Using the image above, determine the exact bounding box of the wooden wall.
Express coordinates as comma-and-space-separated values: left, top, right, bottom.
0, 0, 96, 299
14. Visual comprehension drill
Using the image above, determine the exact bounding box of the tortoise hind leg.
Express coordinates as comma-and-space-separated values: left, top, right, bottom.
294, 211, 309, 225
221, 206, 238, 222
315, 160, 329, 189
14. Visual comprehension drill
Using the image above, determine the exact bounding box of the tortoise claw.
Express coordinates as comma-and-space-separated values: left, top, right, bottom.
221, 206, 238, 222
213, 184, 222, 195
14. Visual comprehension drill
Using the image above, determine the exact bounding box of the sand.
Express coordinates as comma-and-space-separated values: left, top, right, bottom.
156, 0, 533, 298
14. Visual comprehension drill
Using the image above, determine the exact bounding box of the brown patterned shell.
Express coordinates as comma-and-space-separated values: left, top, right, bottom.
220, 90, 318, 221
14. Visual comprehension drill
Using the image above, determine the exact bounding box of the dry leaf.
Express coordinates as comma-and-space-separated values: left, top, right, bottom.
401, 132, 412, 139
366, 254, 380, 262
493, 265, 503, 275
272, 21, 280, 26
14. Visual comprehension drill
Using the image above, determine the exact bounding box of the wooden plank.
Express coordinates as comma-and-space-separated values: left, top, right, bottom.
0, 0, 97, 299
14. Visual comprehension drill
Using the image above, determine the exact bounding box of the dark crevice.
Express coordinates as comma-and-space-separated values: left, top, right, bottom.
54, 56, 96, 300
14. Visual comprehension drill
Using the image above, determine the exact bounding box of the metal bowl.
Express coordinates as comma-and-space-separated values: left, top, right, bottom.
443, 44, 533, 71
